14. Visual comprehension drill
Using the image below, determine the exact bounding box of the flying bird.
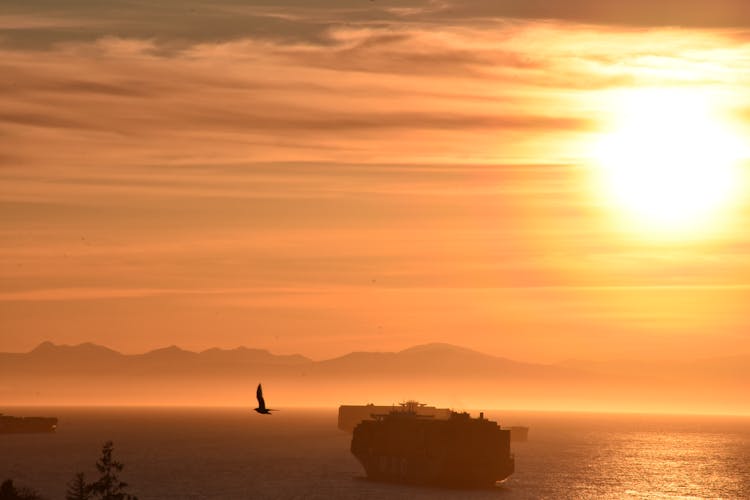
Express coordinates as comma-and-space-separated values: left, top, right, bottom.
254, 383, 277, 414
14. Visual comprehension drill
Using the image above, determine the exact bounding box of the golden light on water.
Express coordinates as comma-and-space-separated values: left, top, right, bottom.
592, 88, 747, 239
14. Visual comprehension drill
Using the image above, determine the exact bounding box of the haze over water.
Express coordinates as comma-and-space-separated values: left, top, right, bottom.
2, 408, 749, 499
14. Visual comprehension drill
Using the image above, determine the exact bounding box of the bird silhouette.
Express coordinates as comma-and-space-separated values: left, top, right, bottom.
254, 383, 277, 414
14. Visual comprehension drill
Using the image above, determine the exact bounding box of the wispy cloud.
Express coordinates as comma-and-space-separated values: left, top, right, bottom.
2, 20, 742, 174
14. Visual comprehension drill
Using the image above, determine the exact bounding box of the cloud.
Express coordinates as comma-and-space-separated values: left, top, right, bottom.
4, 0, 750, 54
423, 0, 750, 28
0, 286, 335, 302
4, 19, 733, 175
0, 111, 95, 130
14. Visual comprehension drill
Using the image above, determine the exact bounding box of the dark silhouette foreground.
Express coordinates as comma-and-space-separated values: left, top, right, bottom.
0, 480, 43, 500
254, 383, 277, 414
66, 441, 138, 500
65, 473, 87, 500
4, 441, 139, 500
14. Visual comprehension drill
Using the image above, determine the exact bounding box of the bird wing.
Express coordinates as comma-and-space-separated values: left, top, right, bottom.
255, 384, 266, 410
256, 383, 266, 410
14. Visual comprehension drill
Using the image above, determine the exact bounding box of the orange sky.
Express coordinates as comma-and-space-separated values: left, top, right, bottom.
3, 0, 750, 363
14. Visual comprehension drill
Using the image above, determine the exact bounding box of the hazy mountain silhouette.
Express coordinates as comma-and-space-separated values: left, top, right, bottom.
0, 341, 570, 378
1, 341, 748, 413
0, 342, 311, 375
312, 342, 574, 379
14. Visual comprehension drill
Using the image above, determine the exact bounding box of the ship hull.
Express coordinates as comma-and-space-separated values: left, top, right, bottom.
0, 416, 58, 434
509, 426, 529, 442
351, 411, 514, 488
353, 453, 514, 488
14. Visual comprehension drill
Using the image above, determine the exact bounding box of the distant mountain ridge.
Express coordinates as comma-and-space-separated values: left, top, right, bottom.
20, 341, 311, 362
312, 342, 576, 379
0, 340, 581, 385
4, 340, 749, 378
3, 340, 541, 365
1, 341, 748, 413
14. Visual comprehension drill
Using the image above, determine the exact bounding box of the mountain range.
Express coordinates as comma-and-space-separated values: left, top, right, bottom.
1, 341, 748, 414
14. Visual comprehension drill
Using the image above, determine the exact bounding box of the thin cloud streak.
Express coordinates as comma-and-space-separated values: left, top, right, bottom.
5, 283, 750, 303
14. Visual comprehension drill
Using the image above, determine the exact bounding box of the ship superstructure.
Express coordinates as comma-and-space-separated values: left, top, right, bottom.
338, 401, 451, 432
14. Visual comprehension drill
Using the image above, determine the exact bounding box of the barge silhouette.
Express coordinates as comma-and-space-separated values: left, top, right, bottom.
350, 402, 514, 488
0, 414, 58, 434
509, 425, 529, 442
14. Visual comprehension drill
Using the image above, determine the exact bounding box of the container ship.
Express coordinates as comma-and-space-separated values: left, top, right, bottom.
350, 402, 514, 488
0, 414, 58, 434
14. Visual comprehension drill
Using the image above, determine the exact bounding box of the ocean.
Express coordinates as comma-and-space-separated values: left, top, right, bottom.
1, 408, 749, 499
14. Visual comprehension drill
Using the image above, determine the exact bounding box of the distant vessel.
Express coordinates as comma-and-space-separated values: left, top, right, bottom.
338, 401, 451, 432
509, 425, 529, 442
0, 414, 58, 434
350, 402, 514, 488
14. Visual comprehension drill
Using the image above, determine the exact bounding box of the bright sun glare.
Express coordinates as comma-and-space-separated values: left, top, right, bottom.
593, 88, 746, 238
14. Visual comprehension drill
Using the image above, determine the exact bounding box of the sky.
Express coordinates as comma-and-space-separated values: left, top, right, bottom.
3, 0, 750, 363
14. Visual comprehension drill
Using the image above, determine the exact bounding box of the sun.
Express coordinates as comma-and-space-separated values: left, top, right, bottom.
592, 88, 746, 239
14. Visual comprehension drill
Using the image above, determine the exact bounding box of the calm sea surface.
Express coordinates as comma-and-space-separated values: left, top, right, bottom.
1, 408, 749, 499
